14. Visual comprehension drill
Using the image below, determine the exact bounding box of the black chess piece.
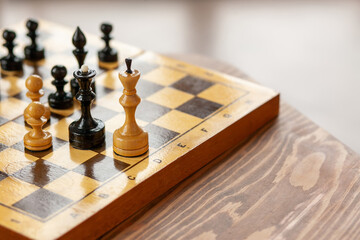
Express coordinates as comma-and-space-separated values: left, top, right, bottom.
71, 27, 87, 97
69, 65, 105, 149
70, 27, 95, 96
24, 19, 45, 62
48, 65, 73, 109
98, 23, 118, 70
0, 29, 23, 75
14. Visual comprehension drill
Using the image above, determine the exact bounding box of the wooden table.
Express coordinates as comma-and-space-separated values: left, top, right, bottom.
101, 54, 360, 240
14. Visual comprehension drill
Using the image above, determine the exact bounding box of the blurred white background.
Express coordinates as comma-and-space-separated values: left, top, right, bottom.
0, 0, 359, 153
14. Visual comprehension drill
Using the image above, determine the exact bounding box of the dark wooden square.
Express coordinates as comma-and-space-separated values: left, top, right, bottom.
171, 76, 214, 95
136, 100, 172, 122
11, 137, 67, 158
12, 159, 68, 187
145, 124, 179, 148
0, 171, 7, 182
73, 154, 130, 182
137, 79, 163, 98
176, 97, 223, 119
94, 84, 113, 99
13, 188, 72, 219
70, 104, 119, 122
91, 131, 113, 153
0, 143, 8, 152
0, 116, 8, 126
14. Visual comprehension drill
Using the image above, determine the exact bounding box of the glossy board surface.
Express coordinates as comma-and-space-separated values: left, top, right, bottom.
0, 20, 279, 239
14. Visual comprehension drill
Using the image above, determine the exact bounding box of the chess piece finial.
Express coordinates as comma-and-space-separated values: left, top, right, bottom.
81, 64, 88, 73
24, 75, 51, 121
69, 65, 105, 149
113, 59, 149, 156
125, 58, 133, 73
98, 22, 118, 70
24, 102, 52, 151
24, 19, 45, 63
48, 65, 73, 109
0, 29, 23, 76
71, 27, 90, 97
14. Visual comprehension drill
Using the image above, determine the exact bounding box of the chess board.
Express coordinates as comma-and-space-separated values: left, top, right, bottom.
0, 20, 279, 240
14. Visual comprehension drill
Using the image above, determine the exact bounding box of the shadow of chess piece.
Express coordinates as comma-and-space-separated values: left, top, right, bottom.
113, 58, 148, 157
0, 29, 23, 76
24, 75, 51, 122
24, 19, 45, 65
24, 102, 52, 151
48, 65, 73, 109
69, 65, 105, 149
98, 23, 118, 70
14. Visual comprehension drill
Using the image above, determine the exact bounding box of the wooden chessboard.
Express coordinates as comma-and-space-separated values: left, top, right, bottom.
0, 20, 279, 239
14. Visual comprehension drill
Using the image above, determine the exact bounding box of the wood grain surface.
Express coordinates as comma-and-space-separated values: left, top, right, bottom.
101, 54, 360, 240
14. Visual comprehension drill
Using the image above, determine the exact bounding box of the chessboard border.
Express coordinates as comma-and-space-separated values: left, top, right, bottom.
59, 94, 279, 240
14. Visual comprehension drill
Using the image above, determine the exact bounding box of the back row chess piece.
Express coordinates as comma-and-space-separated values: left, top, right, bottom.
98, 23, 118, 70
24, 19, 45, 64
0, 29, 23, 76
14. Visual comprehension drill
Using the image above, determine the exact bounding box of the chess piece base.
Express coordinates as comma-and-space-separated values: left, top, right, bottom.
98, 60, 119, 70
48, 92, 74, 109
0, 68, 23, 77
1, 57, 23, 77
1, 57, 23, 72
98, 49, 117, 62
113, 131, 149, 157
24, 59, 45, 67
69, 119, 105, 149
24, 131, 52, 151
24, 46, 45, 61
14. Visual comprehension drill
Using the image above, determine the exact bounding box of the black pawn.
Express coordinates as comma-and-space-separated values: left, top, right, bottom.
48, 65, 73, 109
24, 19, 45, 62
69, 65, 105, 149
0, 30, 23, 74
98, 23, 118, 65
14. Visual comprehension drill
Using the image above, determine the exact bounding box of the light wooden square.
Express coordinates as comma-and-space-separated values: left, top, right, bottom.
96, 90, 123, 113
0, 121, 28, 146
46, 54, 77, 72
0, 77, 26, 97
0, 98, 28, 121
96, 71, 122, 90
105, 113, 148, 133
146, 87, 194, 109
43, 144, 98, 170
0, 178, 39, 205
153, 110, 202, 133
198, 84, 247, 105
0, 148, 38, 174
142, 67, 186, 86
44, 118, 73, 141
44, 171, 100, 201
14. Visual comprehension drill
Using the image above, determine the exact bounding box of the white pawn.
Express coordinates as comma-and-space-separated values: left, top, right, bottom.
24, 75, 50, 122
24, 102, 52, 151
